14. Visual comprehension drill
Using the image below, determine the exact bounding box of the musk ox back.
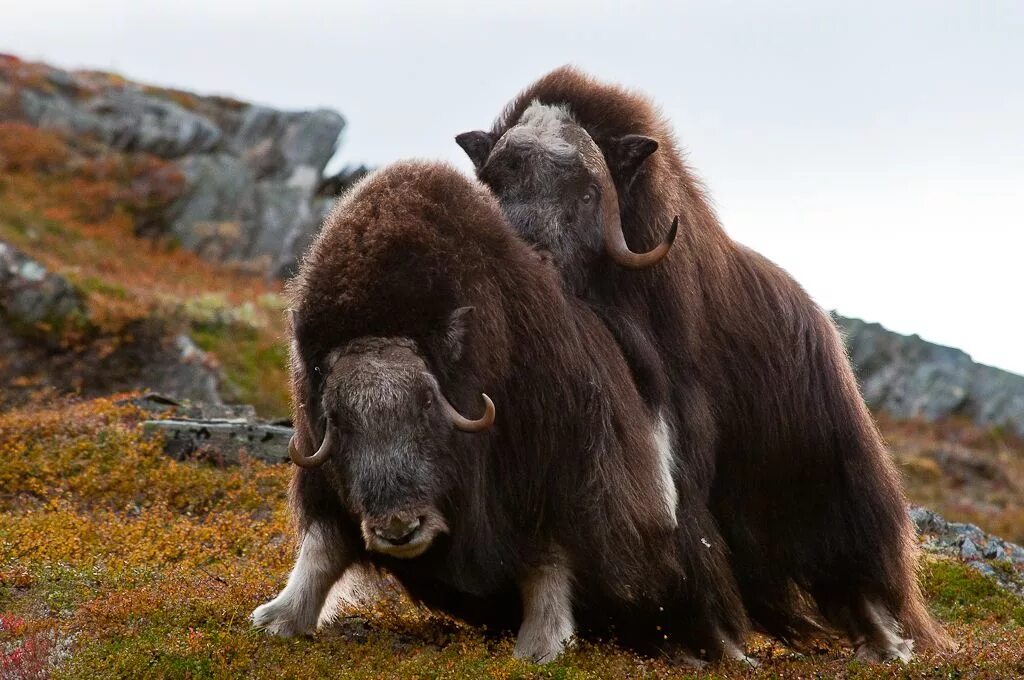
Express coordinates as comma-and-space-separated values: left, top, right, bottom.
252, 161, 749, 663
459, 68, 952, 660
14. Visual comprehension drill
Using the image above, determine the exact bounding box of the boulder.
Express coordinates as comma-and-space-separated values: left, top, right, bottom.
838, 315, 1024, 437
0, 241, 85, 336
21, 88, 222, 158
910, 505, 1024, 595
2, 58, 347, 277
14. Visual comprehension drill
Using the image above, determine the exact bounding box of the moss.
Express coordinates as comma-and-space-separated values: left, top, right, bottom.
191, 321, 290, 418
71, 275, 129, 301
921, 558, 1024, 626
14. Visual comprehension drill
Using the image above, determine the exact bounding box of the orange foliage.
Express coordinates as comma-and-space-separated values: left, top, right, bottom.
0, 121, 281, 331
0, 122, 69, 172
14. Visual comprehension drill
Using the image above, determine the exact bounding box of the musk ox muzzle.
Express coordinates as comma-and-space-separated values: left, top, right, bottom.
360, 507, 449, 559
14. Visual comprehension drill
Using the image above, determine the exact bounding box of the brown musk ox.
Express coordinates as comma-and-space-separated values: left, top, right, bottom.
456, 68, 952, 661
250, 161, 750, 663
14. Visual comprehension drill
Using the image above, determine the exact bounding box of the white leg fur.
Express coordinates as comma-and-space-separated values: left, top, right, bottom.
252, 525, 352, 637
513, 559, 575, 664
720, 631, 759, 667
316, 562, 386, 627
652, 413, 679, 528
853, 598, 914, 663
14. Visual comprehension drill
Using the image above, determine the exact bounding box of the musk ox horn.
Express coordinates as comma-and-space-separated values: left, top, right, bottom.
442, 392, 496, 433
289, 421, 338, 468
604, 210, 678, 269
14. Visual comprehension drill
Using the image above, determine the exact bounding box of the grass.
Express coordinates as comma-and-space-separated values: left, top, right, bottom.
1, 397, 1023, 678
0, 121, 292, 417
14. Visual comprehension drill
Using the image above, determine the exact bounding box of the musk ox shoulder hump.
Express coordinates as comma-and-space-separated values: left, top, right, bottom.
287, 160, 530, 356
492, 66, 678, 160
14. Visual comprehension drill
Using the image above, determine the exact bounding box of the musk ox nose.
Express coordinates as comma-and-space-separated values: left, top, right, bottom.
371, 515, 422, 546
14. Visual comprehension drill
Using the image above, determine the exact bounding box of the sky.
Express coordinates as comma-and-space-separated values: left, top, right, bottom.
3, 1, 1022, 373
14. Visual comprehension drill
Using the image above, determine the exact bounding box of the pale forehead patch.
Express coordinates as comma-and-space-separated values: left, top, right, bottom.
519, 100, 577, 128
495, 100, 578, 161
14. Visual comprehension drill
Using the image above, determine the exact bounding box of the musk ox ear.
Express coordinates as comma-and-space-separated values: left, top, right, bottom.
609, 134, 659, 190
455, 131, 496, 171
438, 306, 474, 363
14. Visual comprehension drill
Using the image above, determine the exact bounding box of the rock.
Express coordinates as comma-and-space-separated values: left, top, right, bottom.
124, 393, 257, 420
0, 249, 223, 405
231, 106, 344, 182
3, 57, 348, 277
0, 241, 85, 337
167, 154, 254, 258
911, 504, 1024, 596
984, 543, 1006, 560
960, 537, 981, 561
21, 88, 222, 158
837, 315, 1024, 437
143, 416, 292, 465
146, 335, 223, 405
317, 164, 371, 197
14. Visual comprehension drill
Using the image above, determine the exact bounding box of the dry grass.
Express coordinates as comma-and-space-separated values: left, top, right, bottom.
0, 121, 292, 415
0, 397, 1022, 678
883, 415, 1024, 544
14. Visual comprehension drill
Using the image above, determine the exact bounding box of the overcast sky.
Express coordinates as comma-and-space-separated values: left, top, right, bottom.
3, 1, 1022, 373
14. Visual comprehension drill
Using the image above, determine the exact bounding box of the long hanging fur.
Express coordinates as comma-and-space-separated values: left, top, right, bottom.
285, 161, 749, 657
481, 68, 952, 653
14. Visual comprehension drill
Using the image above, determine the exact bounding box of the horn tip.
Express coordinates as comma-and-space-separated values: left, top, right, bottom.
666, 216, 679, 244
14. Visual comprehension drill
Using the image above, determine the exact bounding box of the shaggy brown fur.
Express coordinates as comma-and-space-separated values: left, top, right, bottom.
473, 67, 952, 655
284, 161, 749, 658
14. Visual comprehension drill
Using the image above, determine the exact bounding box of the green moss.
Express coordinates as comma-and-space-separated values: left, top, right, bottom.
921, 559, 1024, 625
190, 321, 289, 418
72, 275, 128, 301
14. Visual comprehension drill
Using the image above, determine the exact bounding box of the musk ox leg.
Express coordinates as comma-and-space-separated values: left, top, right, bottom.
316, 562, 388, 627
718, 629, 759, 667
513, 558, 575, 664
815, 589, 914, 663
850, 598, 914, 663
252, 523, 353, 637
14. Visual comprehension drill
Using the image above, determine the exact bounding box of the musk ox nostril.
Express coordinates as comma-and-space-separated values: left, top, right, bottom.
373, 516, 422, 546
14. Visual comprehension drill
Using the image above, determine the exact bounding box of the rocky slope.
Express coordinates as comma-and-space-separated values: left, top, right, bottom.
1, 54, 350, 277
838, 315, 1024, 437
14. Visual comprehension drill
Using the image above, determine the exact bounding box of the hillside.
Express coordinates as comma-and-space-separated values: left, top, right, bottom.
2, 55, 1023, 677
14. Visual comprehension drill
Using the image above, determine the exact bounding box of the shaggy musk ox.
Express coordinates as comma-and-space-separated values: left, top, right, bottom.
251, 161, 751, 663
457, 68, 952, 660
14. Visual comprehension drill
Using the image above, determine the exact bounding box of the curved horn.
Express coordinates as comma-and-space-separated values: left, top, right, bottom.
441, 392, 495, 433
604, 209, 678, 269
289, 421, 337, 468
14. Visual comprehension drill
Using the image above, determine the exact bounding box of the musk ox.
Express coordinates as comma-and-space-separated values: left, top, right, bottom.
456, 68, 952, 661
251, 161, 750, 663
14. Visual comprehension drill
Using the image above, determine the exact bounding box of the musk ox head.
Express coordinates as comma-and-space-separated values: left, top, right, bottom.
290, 310, 494, 559
457, 100, 676, 290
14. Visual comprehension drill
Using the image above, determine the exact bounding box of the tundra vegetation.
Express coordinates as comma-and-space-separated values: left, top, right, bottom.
1, 58, 1023, 677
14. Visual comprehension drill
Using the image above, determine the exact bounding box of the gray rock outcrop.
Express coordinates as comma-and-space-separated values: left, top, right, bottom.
0, 241, 223, 405
0, 241, 85, 335
837, 315, 1024, 437
2, 57, 345, 277
911, 506, 1024, 596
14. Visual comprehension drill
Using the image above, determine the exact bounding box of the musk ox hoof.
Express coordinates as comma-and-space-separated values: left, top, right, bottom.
732, 654, 760, 668
854, 638, 914, 664
251, 597, 316, 638
513, 635, 570, 664
675, 654, 709, 670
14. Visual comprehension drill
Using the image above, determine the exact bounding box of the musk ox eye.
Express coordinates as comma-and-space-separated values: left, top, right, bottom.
581, 185, 598, 206
420, 387, 434, 410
